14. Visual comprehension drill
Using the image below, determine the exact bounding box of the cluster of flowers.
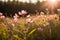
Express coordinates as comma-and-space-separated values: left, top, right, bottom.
26, 15, 33, 23
13, 10, 27, 22
18, 10, 27, 15
36, 12, 59, 21
0, 11, 60, 40
26, 11, 59, 24
0, 12, 5, 18
37, 21, 50, 31
13, 13, 19, 22
13, 10, 34, 23
0, 11, 59, 25
43, 22, 50, 27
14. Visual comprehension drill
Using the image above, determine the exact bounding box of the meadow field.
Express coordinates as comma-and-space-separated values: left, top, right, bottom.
0, 11, 60, 40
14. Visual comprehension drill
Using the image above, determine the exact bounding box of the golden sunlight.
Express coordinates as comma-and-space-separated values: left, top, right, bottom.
31, 0, 37, 3
49, 0, 56, 3
5, 0, 8, 2
22, 0, 29, 3
18, 0, 22, 2
39, 0, 43, 2
25, 0, 30, 3
2, 0, 5, 2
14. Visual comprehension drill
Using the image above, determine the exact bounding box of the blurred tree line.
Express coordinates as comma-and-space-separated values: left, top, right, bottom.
0, 1, 60, 17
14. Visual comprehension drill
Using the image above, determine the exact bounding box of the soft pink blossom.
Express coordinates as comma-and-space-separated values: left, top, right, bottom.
18, 11, 22, 15
11, 23, 15, 27
13, 13, 19, 22
37, 27, 43, 31
43, 22, 50, 27
43, 24, 46, 27
40, 12, 44, 15
27, 15, 30, 18
30, 20, 33, 23
26, 18, 31, 23
15, 13, 19, 18
0, 12, 3, 16
13, 17, 18, 22
1, 16, 5, 18
21, 10, 27, 15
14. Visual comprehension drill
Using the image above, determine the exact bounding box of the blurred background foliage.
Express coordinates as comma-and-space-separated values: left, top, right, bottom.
0, 1, 60, 17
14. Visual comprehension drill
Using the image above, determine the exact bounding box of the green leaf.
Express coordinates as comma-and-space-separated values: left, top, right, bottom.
28, 29, 36, 36
13, 35, 19, 39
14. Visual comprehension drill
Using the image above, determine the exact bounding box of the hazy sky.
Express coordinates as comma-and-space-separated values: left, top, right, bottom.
0, 0, 46, 3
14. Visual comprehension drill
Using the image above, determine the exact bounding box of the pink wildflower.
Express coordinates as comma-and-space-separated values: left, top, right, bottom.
14, 18, 18, 22
15, 13, 19, 18
43, 22, 50, 27
21, 10, 27, 15
1, 16, 5, 18
0, 12, 3, 16
11, 23, 15, 27
26, 18, 31, 23
40, 12, 44, 15
18, 11, 22, 15
37, 27, 43, 31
